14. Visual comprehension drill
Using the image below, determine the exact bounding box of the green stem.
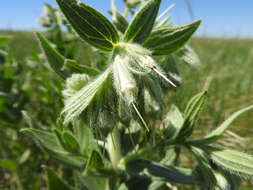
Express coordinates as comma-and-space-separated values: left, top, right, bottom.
107, 127, 122, 169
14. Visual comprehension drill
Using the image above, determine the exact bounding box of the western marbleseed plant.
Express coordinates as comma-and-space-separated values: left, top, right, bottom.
21, 0, 253, 189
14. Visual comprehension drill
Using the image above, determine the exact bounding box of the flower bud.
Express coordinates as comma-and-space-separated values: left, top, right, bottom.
63, 73, 89, 98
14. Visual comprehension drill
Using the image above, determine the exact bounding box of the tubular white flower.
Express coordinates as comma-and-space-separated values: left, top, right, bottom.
113, 55, 137, 104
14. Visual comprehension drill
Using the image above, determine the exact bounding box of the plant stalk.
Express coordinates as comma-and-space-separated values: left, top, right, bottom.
107, 127, 122, 169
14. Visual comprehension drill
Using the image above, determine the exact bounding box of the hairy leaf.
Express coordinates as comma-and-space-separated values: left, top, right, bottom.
36, 32, 69, 79
189, 104, 253, 144
72, 120, 98, 157
124, 0, 161, 43
191, 147, 217, 188
143, 20, 201, 55
177, 91, 207, 140
21, 128, 85, 168
163, 105, 184, 140
209, 148, 253, 179
56, 0, 119, 51
63, 59, 100, 76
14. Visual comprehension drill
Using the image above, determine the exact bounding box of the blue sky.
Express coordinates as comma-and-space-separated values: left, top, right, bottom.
0, 0, 253, 38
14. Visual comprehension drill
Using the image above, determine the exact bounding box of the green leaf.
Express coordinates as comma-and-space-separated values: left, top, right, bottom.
177, 91, 207, 140
124, 0, 161, 43
143, 20, 201, 55
62, 131, 79, 152
112, 11, 129, 33
160, 148, 180, 166
0, 36, 12, 47
145, 162, 194, 184
63, 59, 100, 76
0, 160, 17, 171
209, 147, 253, 179
85, 150, 104, 173
189, 104, 253, 144
213, 171, 231, 190
56, 0, 119, 51
76, 173, 107, 190
126, 159, 195, 184
155, 4, 174, 28
147, 181, 165, 190
191, 147, 217, 189
21, 128, 85, 169
73, 120, 98, 157
47, 168, 73, 190
36, 32, 69, 79
111, 0, 129, 33
3, 54, 14, 79
163, 105, 184, 140
18, 149, 31, 165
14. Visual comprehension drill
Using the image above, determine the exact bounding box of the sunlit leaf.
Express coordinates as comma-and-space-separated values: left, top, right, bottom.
209, 147, 253, 179
144, 20, 201, 55
189, 104, 253, 144
124, 0, 161, 43
21, 128, 85, 169
36, 32, 69, 79
56, 0, 119, 51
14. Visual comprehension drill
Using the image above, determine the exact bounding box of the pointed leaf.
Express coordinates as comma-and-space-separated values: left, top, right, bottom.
189, 104, 253, 144
177, 91, 207, 140
56, 0, 119, 51
36, 32, 69, 79
126, 159, 195, 184
62, 131, 80, 151
209, 147, 253, 179
21, 128, 85, 168
73, 120, 98, 157
213, 171, 231, 190
112, 0, 128, 33
85, 150, 104, 173
47, 168, 73, 190
124, 0, 161, 43
143, 20, 201, 55
160, 148, 180, 166
112, 11, 129, 33
191, 147, 217, 188
163, 105, 184, 140
76, 173, 107, 190
63, 59, 100, 76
